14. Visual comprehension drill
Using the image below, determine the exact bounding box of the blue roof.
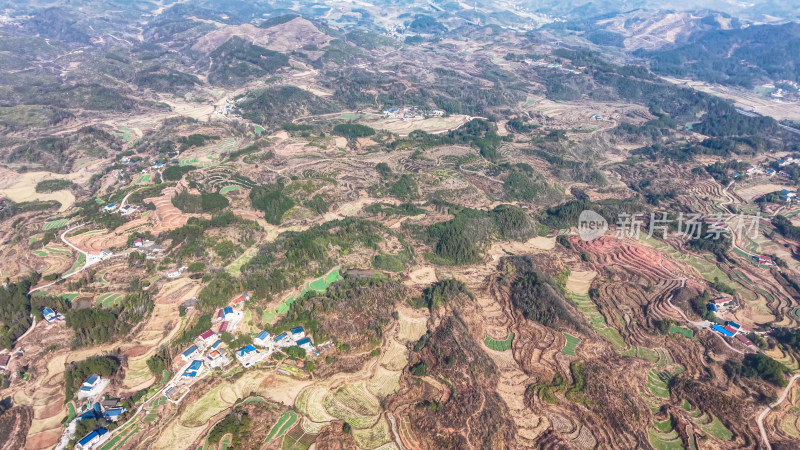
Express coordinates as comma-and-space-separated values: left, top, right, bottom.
42, 307, 54, 315
237, 344, 256, 355
77, 429, 107, 446
781, 189, 792, 194
275, 333, 287, 341
188, 360, 202, 370
296, 337, 312, 346
291, 326, 304, 334
183, 370, 197, 377
256, 331, 270, 340
223, 306, 233, 315
707, 304, 717, 312
712, 324, 735, 337
211, 340, 222, 349
182, 345, 198, 357
77, 409, 97, 421
728, 321, 741, 329
80, 386, 93, 392
84, 374, 99, 385
104, 408, 125, 417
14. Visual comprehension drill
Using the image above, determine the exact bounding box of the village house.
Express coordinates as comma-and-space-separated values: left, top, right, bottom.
76, 428, 108, 450
274, 332, 292, 348
206, 349, 229, 368
296, 337, 315, 352
290, 326, 305, 340
80, 374, 102, 394
254, 331, 274, 347
230, 293, 250, 307
195, 329, 219, 348
182, 360, 204, 378
235, 344, 262, 368
181, 345, 200, 362
0, 354, 10, 371
42, 307, 59, 322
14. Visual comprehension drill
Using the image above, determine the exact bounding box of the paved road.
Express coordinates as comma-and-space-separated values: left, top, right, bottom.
757, 373, 800, 450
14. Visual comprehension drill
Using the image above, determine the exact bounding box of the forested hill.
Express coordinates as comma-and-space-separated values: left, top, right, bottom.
637, 22, 800, 87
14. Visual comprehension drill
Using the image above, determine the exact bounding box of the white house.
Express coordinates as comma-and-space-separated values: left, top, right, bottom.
254, 331, 274, 347
180, 345, 200, 362
274, 332, 293, 348
290, 327, 305, 340
235, 345, 262, 368
76, 428, 108, 450
296, 337, 315, 353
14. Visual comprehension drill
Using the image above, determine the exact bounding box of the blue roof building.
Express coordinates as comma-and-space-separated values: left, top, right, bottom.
296, 337, 313, 348
236, 344, 256, 357
42, 307, 54, 316
223, 306, 234, 316
712, 324, 735, 337
707, 303, 717, 312
210, 340, 222, 349
104, 407, 126, 419
256, 331, 270, 341
182, 345, 198, 356
85, 374, 99, 385
188, 360, 203, 371
275, 332, 288, 342
291, 326, 304, 334
77, 428, 107, 448
728, 321, 741, 329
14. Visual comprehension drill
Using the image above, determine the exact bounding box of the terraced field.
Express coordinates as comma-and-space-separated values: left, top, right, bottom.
64, 253, 85, 276
97, 292, 124, 308
265, 411, 298, 443
43, 218, 69, 230
484, 332, 514, 351
668, 325, 694, 338
683, 401, 733, 442
562, 333, 580, 356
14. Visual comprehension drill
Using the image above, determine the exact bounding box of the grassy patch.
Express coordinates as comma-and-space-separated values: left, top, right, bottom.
669, 325, 694, 338
562, 333, 580, 356
265, 411, 297, 443
484, 333, 514, 351
701, 415, 733, 441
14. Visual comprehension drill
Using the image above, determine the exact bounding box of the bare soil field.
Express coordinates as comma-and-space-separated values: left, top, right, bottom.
145, 186, 210, 233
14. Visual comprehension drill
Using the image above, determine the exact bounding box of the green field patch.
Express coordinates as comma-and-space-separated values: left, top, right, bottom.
219, 434, 231, 450
562, 333, 580, 356
64, 253, 85, 276
648, 427, 684, 450
637, 347, 660, 363
45, 246, 72, 255
66, 402, 76, 421
484, 333, 514, 351
33, 250, 47, 257
97, 293, 123, 308
669, 326, 694, 338
219, 185, 241, 195
43, 219, 69, 231
265, 411, 297, 443
100, 425, 139, 450
61, 293, 79, 302
654, 417, 674, 432
136, 173, 151, 184
701, 415, 733, 440
308, 278, 328, 291
254, 125, 264, 135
